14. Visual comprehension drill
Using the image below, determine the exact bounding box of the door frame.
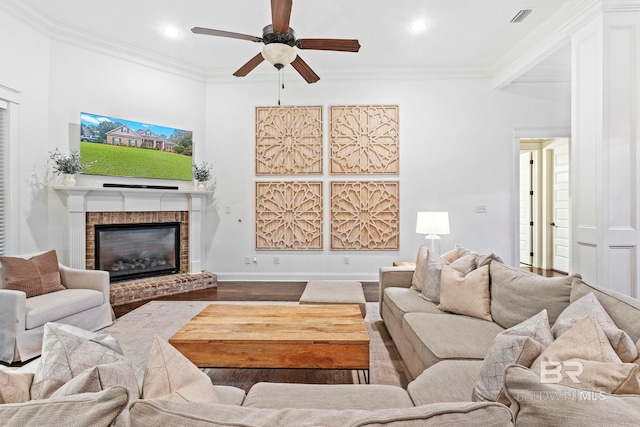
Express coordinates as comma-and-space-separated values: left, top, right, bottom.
511, 127, 570, 268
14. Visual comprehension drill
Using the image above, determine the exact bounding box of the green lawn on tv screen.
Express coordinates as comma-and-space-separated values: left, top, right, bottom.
80, 142, 193, 181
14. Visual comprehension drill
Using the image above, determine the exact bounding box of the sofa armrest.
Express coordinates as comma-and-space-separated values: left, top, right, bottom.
0, 289, 27, 363
59, 265, 110, 304
378, 266, 415, 309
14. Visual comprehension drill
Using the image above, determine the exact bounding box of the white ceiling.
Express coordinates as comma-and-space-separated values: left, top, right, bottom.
5, 0, 573, 81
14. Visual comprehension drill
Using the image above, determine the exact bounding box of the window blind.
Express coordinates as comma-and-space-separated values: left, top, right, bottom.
0, 100, 7, 255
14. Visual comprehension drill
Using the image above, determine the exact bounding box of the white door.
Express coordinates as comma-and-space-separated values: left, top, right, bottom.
551, 143, 570, 273
519, 152, 533, 265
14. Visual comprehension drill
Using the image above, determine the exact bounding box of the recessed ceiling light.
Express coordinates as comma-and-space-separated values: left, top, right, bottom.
163, 26, 181, 38
410, 19, 428, 34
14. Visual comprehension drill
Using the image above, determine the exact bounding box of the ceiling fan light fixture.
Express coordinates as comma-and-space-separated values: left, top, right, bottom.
262, 43, 297, 68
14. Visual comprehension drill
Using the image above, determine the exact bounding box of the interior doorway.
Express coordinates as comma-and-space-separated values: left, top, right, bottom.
518, 137, 570, 273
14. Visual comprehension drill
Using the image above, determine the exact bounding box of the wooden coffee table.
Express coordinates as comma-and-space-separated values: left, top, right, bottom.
169, 304, 370, 382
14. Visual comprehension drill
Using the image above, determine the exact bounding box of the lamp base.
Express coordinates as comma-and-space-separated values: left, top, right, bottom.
424, 235, 442, 256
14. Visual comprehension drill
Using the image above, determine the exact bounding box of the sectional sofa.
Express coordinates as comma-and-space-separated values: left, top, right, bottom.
2, 246, 640, 426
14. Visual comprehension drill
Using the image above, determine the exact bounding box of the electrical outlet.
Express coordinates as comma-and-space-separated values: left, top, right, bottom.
344, 256, 349, 265
273, 256, 279, 265
244, 256, 251, 264
475, 205, 487, 214
225, 206, 231, 214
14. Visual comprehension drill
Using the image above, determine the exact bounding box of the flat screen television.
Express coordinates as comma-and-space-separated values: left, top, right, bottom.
79, 112, 193, 181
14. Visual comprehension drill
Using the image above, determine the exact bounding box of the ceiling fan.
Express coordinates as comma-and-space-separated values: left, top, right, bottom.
191, 0, 361, 83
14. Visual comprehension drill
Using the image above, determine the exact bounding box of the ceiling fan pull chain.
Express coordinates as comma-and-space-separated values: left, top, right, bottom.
277, 68, 281, 105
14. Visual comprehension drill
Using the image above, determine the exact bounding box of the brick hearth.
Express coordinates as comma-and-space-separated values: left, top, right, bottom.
110, 271, 217, 306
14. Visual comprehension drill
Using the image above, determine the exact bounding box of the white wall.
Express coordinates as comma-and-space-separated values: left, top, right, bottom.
207, 75, 570, 280
1, 6, 571, 280
0, 6, 51, 254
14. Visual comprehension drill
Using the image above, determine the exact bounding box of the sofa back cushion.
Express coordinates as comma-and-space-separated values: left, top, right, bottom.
570, 278, 640, 342
0, 386, 129, 427
128, 399, 514, 427
490, 261, 577, 329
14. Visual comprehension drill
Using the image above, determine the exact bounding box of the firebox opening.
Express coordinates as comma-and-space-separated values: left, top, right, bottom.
95, 222, 180, 283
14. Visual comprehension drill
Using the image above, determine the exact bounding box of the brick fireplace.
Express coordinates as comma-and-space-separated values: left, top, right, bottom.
54, 186, 216, 305
85, 211, 190, 274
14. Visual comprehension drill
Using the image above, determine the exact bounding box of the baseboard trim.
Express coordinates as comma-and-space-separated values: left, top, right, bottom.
215, 272, 379, 282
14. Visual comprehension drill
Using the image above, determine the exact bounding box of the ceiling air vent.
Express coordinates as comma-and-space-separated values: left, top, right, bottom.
510, 9, 532, 23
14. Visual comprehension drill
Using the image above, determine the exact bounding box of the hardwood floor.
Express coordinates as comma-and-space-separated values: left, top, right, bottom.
519, 265, 568, 277
113, 281, 379, 318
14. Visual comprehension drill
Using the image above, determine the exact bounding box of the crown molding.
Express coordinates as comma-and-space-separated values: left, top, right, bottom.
204, 66, 494, 85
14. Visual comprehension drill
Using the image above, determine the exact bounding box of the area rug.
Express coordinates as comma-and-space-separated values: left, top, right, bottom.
101, 301, 412, 392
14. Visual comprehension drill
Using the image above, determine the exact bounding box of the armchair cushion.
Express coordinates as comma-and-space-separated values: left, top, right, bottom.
0, 250, 65, 297
25, 290, 104, 330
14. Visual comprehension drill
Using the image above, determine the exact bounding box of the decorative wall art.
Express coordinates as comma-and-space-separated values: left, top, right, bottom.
255, 181, 323, 250
330, 105, 399, 174
330, 181, 399, 250
255, 106, 323, 175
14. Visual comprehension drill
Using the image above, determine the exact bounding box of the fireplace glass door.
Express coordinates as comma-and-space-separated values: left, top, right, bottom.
95, 222, 180, 282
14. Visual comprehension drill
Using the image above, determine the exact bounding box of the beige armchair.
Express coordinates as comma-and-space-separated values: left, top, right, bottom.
0, 252, 113, 363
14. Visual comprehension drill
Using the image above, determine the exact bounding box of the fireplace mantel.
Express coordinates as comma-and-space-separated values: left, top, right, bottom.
54, 185, 210, 273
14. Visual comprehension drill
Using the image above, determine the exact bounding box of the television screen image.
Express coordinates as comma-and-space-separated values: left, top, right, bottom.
80, 112, 193, 181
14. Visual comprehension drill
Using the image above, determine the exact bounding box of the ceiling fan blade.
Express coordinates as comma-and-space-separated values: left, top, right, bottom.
233, 53, 265, 77
296, 38, 361, 52
271, 0, 292, 34
191, 27, 262, 43
290, 56, 320, 84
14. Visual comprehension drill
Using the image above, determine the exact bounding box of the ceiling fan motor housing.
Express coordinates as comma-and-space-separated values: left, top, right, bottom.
262, 25, 297, 46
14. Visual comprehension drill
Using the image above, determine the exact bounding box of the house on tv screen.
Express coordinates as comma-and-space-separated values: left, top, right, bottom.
104, 125, 176, 151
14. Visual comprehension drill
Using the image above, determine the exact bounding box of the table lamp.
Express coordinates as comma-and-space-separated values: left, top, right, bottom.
416, 212, 450, 256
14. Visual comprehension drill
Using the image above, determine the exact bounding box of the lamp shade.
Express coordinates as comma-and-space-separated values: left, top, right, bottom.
416, 212, 450, 235
261, 43, 296, 67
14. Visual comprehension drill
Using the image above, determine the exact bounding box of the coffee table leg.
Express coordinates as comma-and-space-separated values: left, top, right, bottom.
361, 369, 370, 384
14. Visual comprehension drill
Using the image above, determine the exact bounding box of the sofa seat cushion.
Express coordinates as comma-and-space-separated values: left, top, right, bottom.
383, 287, 443, 321
403, 313, 504, 368
243, 383, 414, 410
408, 360, 483, 405
25, 289, 104, 330
129, 399, 514, 427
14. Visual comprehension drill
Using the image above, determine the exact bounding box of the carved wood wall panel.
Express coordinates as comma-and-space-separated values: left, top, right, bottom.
330, 181, 399, 250
255, 181, 323, 250
330, 105, 399, 174
255, 106, 323, 175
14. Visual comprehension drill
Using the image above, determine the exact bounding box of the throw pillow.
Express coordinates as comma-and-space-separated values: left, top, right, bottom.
503, 364, 640, 426
142, 335, 219, 403
455, 245, 503, 266
410, 245, 429, 292
50, 360, 138, 398
489, 261, 576, 329
0, 367, 33, 403
0, 250, 65, 297
437, 264, 491, 321
30, 323, 137, 400
552, 292, 637, 362
418, 249, 472, 303
473, 310, 553, 404
50, 360, 139, 427
47, 322, 123, 355
530, 316, 621, 383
